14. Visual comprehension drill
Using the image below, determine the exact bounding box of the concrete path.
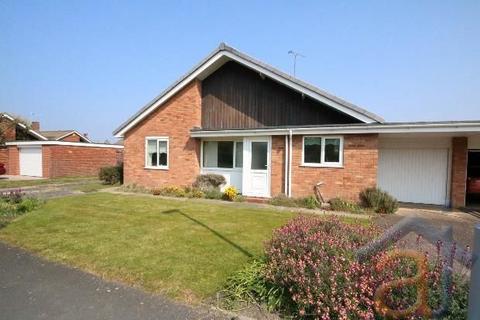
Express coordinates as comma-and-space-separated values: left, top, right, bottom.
0, 242, 226, 320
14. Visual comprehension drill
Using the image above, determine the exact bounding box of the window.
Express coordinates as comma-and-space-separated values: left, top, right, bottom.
145, 137, 168, 169
202, 140, 243, 169
251, 141, 268, 170
302, 136, 343, 167
235, 142, 243, 168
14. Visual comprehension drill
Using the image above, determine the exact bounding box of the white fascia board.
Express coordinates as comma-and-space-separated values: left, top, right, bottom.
6, 141, 124, 149
55, 130, 93, 143
114, 51, 379, 138
190, 123, 480, 137
114, 52, 226, 138
1, 114, 48, 140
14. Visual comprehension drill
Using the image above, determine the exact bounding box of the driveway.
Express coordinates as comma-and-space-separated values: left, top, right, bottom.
374, 207, 480, 248
0, 242, 226, 320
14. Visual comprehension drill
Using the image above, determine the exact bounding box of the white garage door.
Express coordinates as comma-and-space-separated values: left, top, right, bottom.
19, 147, 43, 177
378, 149, 449, 205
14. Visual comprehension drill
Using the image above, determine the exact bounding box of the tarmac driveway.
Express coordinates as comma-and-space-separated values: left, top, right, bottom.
0, 242, 225, 320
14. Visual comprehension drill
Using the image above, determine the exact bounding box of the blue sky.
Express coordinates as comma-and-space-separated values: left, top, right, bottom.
1, 1, 479, 141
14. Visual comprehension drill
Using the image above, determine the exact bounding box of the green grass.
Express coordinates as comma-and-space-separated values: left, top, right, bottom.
0, 176, 95, 189
0, 193, 295, 301
73, 182, 115, 193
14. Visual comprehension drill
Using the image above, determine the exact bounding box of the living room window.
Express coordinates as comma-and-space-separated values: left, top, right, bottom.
302, 136, 343, 167
145, 137, 169, 169
202, 140, 243, 169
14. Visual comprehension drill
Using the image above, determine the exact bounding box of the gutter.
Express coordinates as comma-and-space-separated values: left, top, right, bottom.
190, 122, 480, 138
6, 141, 124, 149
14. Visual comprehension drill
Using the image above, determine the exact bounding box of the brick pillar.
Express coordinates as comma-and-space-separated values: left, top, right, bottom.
451, 137, 468, 207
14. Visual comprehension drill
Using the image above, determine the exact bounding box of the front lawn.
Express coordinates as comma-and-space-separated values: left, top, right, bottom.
0, 176, 95, 189
0, 193, 295, 301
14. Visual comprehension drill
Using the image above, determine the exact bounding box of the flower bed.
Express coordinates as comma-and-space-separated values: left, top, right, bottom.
222, 215, 469, 319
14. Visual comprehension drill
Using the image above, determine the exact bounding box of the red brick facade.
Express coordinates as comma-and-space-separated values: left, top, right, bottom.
2, 144, 122, 178
451, 137, 468, 207
119, 78, 474, 207
289, 134, 378, 201
123, 80, 202, 188
7, 146, 19, 175
60, 133, 81, 142
42, 145, 122, 178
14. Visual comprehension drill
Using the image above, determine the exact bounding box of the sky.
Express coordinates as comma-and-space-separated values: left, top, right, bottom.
1, 1, 479, 142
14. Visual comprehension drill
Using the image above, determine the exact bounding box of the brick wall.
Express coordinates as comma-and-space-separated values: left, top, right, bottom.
60, 133, 81, 142
123, 80, 202, 188
42, 145, 122, 178
451, 137, 468, 207
7, 146, 19, 175
271, 136, 287, 195
289, 134, 378, 201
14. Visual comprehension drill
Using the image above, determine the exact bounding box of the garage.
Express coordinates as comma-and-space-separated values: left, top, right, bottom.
19, 146, 43, 177
378, 147, 449, 205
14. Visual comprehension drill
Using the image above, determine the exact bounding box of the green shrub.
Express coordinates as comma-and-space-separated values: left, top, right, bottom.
268, 194, 297, 207
329, 197, 364, 214
269, 194, 319, 209
16, 197, 42, 213
360, 187, 399, 214
187, 188, 204, 198
297, 196, 318, 209
204, 188, 223, 200
192, 174, 226, 191
221, 260, 286, 312
153, 186, 186, 197
99, 164, 123, 185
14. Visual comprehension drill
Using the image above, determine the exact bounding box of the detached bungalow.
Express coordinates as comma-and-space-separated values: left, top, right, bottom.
1, 113, 123, 178
114, 43, 480, 208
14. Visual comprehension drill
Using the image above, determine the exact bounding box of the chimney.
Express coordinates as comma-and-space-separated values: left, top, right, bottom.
31, 121, 40, 131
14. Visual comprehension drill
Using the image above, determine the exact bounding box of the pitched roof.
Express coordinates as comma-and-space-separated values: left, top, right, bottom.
0, 113, 48, 141
113, 43, 384, 137
39, 130, 92, 143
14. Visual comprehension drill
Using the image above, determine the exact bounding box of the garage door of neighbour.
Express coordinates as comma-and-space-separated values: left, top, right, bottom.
19, 147, 43, 177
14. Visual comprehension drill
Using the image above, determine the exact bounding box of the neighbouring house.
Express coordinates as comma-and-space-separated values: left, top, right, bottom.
1, 113, 123, 178
113, 43, 480, 208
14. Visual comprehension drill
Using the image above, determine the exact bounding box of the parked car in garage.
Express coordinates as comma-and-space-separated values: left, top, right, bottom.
467, 177, 480, 195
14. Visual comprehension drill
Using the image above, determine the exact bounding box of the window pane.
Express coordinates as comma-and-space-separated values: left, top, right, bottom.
158, 141, 168, 166
251, 142, 268, 170
147, 140, 157, 166
217, 141, 234, 168
203, 141, 218, 167
325, 138, 340, 163
235, 142, 243, 168
304, 137, 321, 163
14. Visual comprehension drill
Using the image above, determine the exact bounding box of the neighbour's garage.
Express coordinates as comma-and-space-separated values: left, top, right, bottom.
377, 137, 450, 206
5, 141, 123, 178
19, 146, 43, 177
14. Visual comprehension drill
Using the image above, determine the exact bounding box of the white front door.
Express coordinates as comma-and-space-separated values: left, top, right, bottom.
242, 137, 270, 197
19, 146, 43, 177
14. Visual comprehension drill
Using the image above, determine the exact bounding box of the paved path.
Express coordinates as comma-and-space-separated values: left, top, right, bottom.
0, 242, 226, 320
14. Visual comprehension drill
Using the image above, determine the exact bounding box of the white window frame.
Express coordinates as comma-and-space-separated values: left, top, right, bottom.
200, 139, 243, 170
301, 136, 344, 168
145, 136, 169, 170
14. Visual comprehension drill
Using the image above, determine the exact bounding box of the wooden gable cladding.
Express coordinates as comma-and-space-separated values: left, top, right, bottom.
201, 61, 361, 129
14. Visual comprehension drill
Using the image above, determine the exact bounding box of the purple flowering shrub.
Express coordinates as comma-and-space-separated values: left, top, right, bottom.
263, 216, 470, 319
265, 215, 381, 319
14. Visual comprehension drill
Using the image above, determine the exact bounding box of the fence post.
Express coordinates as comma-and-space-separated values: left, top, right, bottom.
468, 224, 480, 320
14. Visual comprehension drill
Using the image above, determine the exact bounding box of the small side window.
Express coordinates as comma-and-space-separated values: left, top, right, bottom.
145, 137, 169, 169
